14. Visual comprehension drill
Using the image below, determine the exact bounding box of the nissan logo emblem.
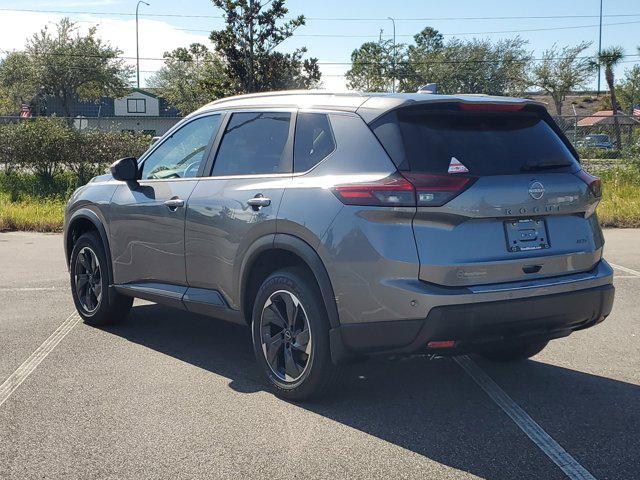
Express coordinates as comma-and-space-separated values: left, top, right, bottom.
528, 181, 545, 200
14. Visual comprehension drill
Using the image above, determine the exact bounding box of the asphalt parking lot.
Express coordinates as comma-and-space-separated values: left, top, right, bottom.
1, 229, 638, 480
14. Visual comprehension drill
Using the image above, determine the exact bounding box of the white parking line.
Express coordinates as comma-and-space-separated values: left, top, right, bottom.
0, 286, 60, 292
609, 263, 640, 278
455, 356, 597, 480
0, 312, 80, 407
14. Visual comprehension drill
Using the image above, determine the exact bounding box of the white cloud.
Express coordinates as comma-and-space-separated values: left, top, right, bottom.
0, 10, 347, 91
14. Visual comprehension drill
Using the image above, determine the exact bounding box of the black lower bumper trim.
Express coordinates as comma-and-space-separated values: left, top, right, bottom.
333, 284, 614, 356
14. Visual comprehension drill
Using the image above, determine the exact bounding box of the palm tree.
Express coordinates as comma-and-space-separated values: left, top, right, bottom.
597, 46, 625, 148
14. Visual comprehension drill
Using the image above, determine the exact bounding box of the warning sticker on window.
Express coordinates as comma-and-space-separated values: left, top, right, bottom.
448, 157, 469, 174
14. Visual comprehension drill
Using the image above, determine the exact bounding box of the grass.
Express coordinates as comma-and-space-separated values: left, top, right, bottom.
0, 165, 639, 232
597, 166, 640, 228
0, 192, 65, 232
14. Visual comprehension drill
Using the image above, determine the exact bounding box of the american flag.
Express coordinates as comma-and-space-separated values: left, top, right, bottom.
634, 104, 640, 117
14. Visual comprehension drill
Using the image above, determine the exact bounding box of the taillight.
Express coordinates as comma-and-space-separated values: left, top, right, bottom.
331, 173, 415, 206
575, 169, 602, 198
403, 172, 475, 207
331, 172, 474, 207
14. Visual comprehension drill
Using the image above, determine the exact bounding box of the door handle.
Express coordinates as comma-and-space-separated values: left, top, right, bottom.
247, 195, 271, 210
164, 197, 185, 211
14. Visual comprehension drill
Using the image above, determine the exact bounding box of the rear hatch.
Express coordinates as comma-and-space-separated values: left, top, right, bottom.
371, 102, 604, 287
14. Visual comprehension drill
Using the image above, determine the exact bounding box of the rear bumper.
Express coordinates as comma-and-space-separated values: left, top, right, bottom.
332, 283, 614, 357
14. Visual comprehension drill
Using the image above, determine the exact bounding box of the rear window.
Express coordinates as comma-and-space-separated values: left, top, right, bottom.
371, 107, 578, 175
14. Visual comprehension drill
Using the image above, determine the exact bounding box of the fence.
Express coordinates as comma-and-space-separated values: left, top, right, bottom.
555, 114, 640, 155
0, 115, 181, 136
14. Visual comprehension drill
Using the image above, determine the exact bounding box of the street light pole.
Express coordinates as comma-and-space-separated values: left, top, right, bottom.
597, 0, 603, 94
136, 0, 150, 88
387, 17, 396, 93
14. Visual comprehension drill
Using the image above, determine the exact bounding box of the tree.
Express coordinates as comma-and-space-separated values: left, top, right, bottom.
0, 52, 35, 115
15, 18, 132, 122
616, 65, 640, 114
399, 27, 531, 95
148, 43, 229, 115
528, 42, 594, 115
596, 46, 625, 148
209, 0, 320, 93
345, 37, 397, 91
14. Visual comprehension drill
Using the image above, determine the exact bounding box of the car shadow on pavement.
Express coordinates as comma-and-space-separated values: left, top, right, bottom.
104, 303, 640, 480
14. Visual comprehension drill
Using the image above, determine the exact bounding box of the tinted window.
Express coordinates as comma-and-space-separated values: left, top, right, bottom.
213, 112, 291, 176
141, 115, 220, 180
372, 108, 578, 175
294, 113, 336, 172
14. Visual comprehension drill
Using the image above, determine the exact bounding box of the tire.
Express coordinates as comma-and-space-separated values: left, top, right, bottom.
251, 267, 339, 401
70, 232, 133, 326
479, 340, 549, 362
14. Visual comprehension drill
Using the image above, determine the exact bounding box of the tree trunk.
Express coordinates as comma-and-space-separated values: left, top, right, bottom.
606, 68, 622, 149
552, 95, 563, 116
60, 91, 74, 127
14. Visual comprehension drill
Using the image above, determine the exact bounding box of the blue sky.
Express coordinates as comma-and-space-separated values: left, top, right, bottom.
1, 0, 639, 90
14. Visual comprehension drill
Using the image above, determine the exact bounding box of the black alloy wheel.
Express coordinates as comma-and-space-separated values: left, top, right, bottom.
260, 290, 312, 382
74, 246, 102, 314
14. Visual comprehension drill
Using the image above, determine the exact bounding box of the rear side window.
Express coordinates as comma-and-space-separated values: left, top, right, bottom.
372, 107, 578, 175
213, 112, 291, 176
294, 113, 336, 172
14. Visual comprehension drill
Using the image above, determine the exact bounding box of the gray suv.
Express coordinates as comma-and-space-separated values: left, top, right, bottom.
64, 91, 615, 400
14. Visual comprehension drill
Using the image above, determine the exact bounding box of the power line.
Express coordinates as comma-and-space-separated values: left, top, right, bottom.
3, 7, 640, 22
3, 49, 638, 65
118, 19, 638, 37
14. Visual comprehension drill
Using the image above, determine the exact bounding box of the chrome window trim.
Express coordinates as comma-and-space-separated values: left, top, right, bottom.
133, 107, 349, 182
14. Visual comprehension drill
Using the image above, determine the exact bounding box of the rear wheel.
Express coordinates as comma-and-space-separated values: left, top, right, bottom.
251, 267, 339, 401
479, 340, 549, 362
70, 232, 132, 326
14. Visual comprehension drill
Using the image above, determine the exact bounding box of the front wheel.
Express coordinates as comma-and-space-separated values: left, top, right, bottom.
251, 267, 339, 401
70, 232, 133, 326
479, 340, 549, 362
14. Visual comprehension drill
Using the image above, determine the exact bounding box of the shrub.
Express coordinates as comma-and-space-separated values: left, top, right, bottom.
577, 147, 622, 159
0, 118, 152, 193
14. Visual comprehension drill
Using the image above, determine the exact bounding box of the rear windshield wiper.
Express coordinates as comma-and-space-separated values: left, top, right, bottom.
520, 162, 571, 172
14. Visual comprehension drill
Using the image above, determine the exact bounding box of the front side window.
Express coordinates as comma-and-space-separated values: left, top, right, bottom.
294, 113, 336, 172
140, 114, 221, 180
212, 112, 291, 176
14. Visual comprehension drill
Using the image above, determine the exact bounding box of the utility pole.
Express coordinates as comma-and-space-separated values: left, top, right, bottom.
387, 17, 396, 93
136, 0, 150, 88
597, 0, 603, 94
248, 0, 255, 92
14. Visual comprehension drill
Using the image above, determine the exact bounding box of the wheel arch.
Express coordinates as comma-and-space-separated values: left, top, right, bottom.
65, 209, 114, 287
239, 234, 340, 331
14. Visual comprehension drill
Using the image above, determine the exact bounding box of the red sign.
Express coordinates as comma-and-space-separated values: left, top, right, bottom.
19, 104, 31, 118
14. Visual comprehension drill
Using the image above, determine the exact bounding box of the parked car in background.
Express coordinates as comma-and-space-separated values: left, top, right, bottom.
577, 134, 613, 149
64, 91, 614, 400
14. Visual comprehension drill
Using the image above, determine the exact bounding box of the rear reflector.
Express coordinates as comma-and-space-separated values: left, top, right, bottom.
332, 173, 474, 207
575, 169, 602, 198
459, 103, 525, 112
427, 340, 456, 349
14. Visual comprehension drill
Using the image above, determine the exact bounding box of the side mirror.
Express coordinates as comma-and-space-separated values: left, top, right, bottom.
110, 157, 139, 182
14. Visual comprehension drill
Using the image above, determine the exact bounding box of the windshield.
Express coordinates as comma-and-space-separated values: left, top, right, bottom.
371, 107, 578, 176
